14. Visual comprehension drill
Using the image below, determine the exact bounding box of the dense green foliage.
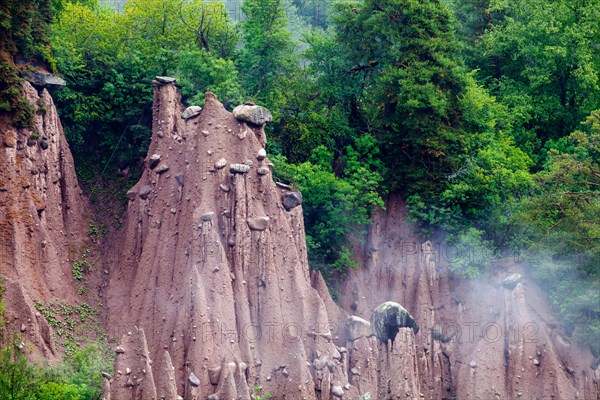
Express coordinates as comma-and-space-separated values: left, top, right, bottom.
451, 0, 600, 162
51, 0, 239, 175
0, 339, 111, 399
334, 0, 466, 193
0, 0, 54, 128
1, 0, 596, 355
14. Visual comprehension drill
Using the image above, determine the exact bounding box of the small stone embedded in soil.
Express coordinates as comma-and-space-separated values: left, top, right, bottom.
202, 130, 210, 136
533, 358, 540, 366
331, 386, 344, 397
126, 188, 137, 200
208, 366, 221, 385
247, 216, 270, 231
139, 185, 152, 199
149, 154, 161, 169
257, 167, 270, 175
40, 140, 48, 150
156, 164, 169, 174
470, 360, 477, 368
188, 372, 200, 387
220, 184, 230, 192
115, 346, 125, 354
170, 208, 176, 214
3, 136, 16, 147
215, 158, 227, 169
201, 212, 214, 221
175, 173, 184, 185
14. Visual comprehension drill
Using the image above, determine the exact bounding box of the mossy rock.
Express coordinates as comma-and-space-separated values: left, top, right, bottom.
370, 301, 419, 344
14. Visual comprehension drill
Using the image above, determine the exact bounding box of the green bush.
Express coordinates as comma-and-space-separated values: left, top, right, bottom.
0, 339, 111, 400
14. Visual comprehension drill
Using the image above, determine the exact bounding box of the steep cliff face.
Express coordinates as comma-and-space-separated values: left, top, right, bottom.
103, 82, 357, 399
0, 82, 88, 360
339, 195, 600, 399
3, 80, 596, 400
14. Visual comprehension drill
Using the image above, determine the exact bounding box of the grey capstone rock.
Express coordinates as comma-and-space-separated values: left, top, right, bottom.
502, 273, 522, 289
24, 72, 66, 89
257, 148, 267, 160
149, 154, 161, 169
232, 104, 273, 125
282, 191, 303, 210
230, 163, 251, 174
155, 76, 177, 84
182, 105, 202, 120
370, 301, 419, 345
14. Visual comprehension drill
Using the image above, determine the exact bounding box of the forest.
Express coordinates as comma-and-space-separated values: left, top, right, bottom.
0, 0, 598, 397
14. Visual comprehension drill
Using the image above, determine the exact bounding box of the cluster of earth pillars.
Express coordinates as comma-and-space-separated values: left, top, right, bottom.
0, 78, 597, 399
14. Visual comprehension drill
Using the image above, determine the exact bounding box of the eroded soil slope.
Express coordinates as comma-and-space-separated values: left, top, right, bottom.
339, 195, 599, 399
0, 82, 89, 360
103, 82, 359, 399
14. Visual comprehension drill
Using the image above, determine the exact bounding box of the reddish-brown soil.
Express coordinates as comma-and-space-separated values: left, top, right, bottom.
1, 81, 597, 399
0, 82, 90, 361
